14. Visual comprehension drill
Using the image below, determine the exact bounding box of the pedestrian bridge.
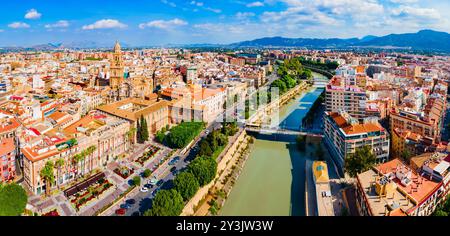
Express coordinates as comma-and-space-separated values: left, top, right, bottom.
245, 125, 323, 138
313, 78, 328, 88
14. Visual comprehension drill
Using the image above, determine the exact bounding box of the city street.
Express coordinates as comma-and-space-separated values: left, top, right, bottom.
112, 122, 222, 216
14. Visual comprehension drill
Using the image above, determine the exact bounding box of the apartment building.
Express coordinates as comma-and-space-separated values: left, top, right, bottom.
323, 111, 390, 172
0, 138, 16, 182
325, 76, 367, 120
390, 94, 446, 144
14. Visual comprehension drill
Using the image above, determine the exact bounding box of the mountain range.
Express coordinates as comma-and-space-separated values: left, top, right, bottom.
1, 29, 449, 53
230, 30, 450, 52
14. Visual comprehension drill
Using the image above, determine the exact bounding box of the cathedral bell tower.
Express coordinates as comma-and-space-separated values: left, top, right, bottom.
110, 41, 124, 90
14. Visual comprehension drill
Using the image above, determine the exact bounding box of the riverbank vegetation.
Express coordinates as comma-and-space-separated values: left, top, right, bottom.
302, 90, 325, 129
174, 172, 200, 201
298, 57, 338, 79
271, 58, 313, 95
144, 189, 184, 216
144, 126, 237, 216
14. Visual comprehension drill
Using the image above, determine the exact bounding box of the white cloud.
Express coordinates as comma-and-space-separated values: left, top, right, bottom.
247, 1, 264, 7
25, 9, 42, 20
391, 5, 441, 20
190, 1, 204, 7
236, 12, 256, 20
389, 0, 418, 3
0, 29, 4, 33
161, 0, 177, 7
139, 18, 188, 29
45, 20, 70, 28
82, 19, 127, 30
8, 22, 30, 29
204, 7, 222, 13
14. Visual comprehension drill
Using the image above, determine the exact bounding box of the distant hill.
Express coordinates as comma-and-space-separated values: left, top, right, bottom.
356, 30, 450, 52
230, 36, 359, 48
230, 30, 450, 52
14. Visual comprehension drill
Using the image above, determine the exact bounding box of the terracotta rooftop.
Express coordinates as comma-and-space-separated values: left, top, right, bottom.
0, 117, 20, 134
97, 97, 169, 122
0, 138, 15, 156
328, 112, 384, 135
376, 159, 441, 208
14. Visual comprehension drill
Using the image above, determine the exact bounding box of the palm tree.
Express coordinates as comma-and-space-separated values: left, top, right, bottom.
86, 146, 97, 173
55, 158, 65, 188
72, 153, 83, 178
126, 127, 137, 148
79, 150, 88, 176
40, 161, 55, 196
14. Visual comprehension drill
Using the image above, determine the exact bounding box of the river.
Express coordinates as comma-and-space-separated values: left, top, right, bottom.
219, 72, 330, 216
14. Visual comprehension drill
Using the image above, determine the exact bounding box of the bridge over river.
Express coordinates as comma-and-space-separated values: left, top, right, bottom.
245, 126, 323, 138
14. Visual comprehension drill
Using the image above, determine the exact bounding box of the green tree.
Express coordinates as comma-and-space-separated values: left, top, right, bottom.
271, 79, 287, 94
132, 176, 141, 186
126, 127, 137, 145
0, 183, 28, 216
198, 140, 213, 157
433, 210, 448, 216
401, 149, 412, 163
188, 156, 217, 186
280, 74, 297, 89
155, 130, 165, 144
143, 169, 152, 178
144, 189, 184, 216
40, 161, 55, 196
55, 158, 65, 188
173, 172, 200, 201
136, 119, 142, 143
166, 122, 204, 148
140, 115, 149, 142
344, 146, 377, 178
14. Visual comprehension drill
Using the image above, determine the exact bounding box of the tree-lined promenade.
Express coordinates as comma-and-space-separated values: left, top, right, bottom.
271, 58, 314, 95
144, 122, 238, 216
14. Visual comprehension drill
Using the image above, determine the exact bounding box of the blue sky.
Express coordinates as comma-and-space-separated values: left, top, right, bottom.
0, 0, 449, 46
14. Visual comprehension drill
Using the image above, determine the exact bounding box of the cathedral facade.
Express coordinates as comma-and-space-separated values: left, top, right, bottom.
104, 41, 153, 103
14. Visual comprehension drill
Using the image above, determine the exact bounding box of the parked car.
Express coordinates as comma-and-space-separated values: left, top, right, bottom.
170, 166, 177, 173
120, 203, 131, 209
115, 208, 126, 215
140, 187, 149, 193
126, 199, 136, 205
156, 180, 164, 187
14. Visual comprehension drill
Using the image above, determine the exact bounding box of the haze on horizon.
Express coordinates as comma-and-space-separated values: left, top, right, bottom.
0, 0, 449, 47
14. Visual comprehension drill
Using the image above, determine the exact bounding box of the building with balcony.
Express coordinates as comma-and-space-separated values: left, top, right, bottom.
0, 138, 16, 182
323, 111, 390, 172
325, 76, 367, 120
